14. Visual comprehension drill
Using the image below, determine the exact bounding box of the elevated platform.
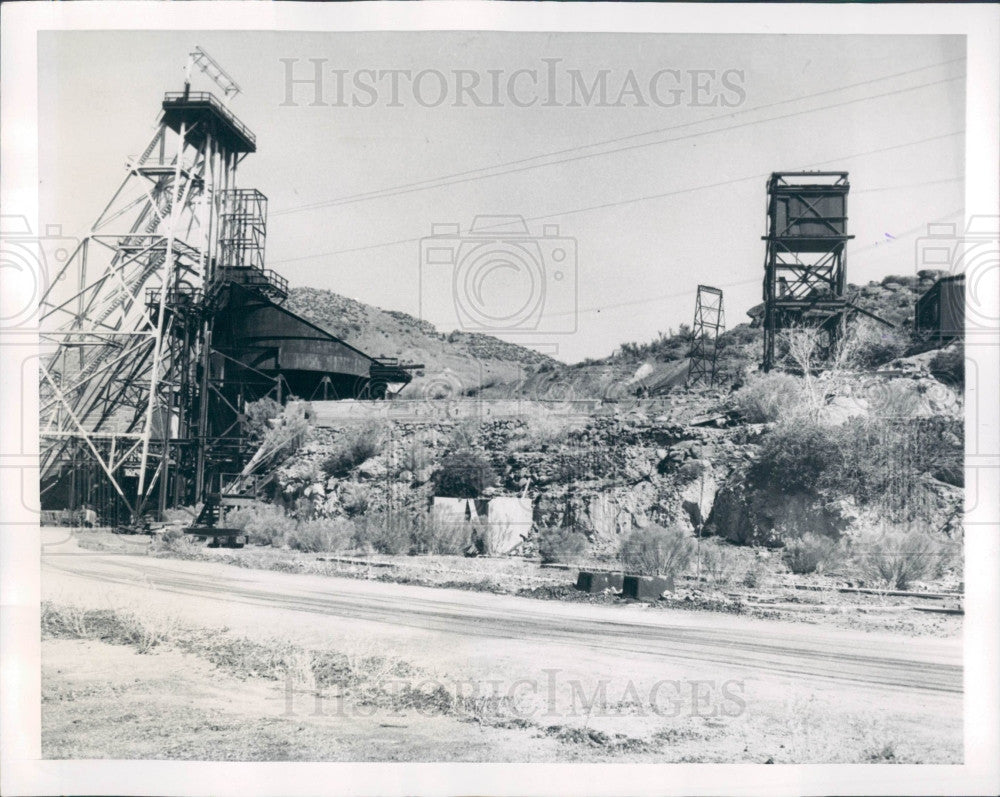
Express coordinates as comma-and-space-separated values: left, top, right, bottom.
214, 266, 288, 302
162, 91, 256, 154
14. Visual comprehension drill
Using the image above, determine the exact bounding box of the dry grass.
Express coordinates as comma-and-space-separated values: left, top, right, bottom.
42, 601, 180, 654
40, 601, 507, 725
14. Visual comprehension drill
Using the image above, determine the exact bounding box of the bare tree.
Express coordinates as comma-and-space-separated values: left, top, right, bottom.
778, 326, 825, 417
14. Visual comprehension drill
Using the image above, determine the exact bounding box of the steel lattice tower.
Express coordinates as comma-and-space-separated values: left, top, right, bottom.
761, 172, 854, 371
39, 48, 272, 521
686, 285, 725, 387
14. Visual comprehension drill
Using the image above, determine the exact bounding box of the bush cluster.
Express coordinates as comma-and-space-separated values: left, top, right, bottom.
836, 416, 963, 513
748, 418, 842, 493
152, 526, 197, 554
619, 524, 693, 577
838, 320, 909, 369
285, 518, 355, 553
225, 501, 297, 546
243, 397, 283, 442
929, 344, 964, 388
433, 448, 498, 498
727, 373, 805, 423
697, 543, 739, 586
322, 424, 381, 478
749, 415, 962, 520
409, 515, 471, 556
227, 500, 478, 556
536, 527, 589, 564
782, 533, 839, 575
350, 512, 414, 555
849, 527, 954, 590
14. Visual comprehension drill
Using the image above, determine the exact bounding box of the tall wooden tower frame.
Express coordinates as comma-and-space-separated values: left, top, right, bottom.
761, 171, 854, 371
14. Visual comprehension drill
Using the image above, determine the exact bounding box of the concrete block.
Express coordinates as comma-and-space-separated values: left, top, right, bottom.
622, 573, 674, 600
576, 571, 625, 593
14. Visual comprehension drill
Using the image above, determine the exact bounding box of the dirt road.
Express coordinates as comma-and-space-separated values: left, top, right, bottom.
41, 529, 963, 761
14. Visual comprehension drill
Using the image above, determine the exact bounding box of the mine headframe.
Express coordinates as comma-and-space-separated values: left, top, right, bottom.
761, 171, 854, 372
37, 48, 279, 523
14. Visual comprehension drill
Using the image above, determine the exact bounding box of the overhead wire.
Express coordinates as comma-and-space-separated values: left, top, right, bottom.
271, 130, 964, 265
270, 57, 965, 218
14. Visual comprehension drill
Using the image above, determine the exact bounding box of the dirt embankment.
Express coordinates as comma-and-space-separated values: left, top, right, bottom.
73, 529, 962, 636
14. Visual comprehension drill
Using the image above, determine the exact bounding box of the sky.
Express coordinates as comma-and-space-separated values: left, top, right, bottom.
39, 31, 965, 363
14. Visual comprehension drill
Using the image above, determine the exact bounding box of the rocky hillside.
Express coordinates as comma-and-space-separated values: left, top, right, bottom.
261, 330, 962, 568
285, 287, 555, 399
286, 270, 950, 403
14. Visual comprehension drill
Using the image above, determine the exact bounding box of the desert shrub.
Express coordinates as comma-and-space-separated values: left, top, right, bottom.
159, 526, 185, 545
782, 533, 840, 575
434, 448, 498, 498
251, 402, 311, 466
162, 506, 197, 524
42, 603, 177, 654
727, 373, 806, 423
339, 483, 371, 517
396, 440, 432, 476
741, 558, 768, 589
537, 527, 589, 564
836, 319, 909, 369
929, 343, 964, 388
619, 524, 694, 577
851, 527, 942, 589
676, 460, 708, 483
243, 396, 283, 441
510, 414, 579, 452
285, 517, 354, 553
226, 501, 296, 547
446, 420, 481, 450
835, 416, 963, 514
749, 418, 841, 493
746, 414, 962, 537
293, 495, 317, 521
152, 526, 197, 554
698, 543, 739, 586
352, 511, 412, 555
322, 424, 381, 478
409, 514, 471, 556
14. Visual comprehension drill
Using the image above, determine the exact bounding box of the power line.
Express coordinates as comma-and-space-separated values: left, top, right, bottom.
527, 128, 965, 221
523, 131, 964, 225
271, 58, 965, 218
270, 130, 964, 265
543, 208, 963, 320
853, 177, 962, 194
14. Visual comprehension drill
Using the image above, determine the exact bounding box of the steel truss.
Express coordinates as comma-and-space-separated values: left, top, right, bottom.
39, 54, 276, 521
686, 285, 725, 387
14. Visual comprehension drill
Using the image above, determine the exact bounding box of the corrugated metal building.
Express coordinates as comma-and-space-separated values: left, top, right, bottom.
915, 274, 965, 341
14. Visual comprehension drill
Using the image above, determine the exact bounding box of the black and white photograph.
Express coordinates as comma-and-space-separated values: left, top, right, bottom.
1, 3, 998, 796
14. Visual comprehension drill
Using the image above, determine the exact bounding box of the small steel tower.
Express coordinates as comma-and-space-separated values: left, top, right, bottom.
686, 285, 725, 387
